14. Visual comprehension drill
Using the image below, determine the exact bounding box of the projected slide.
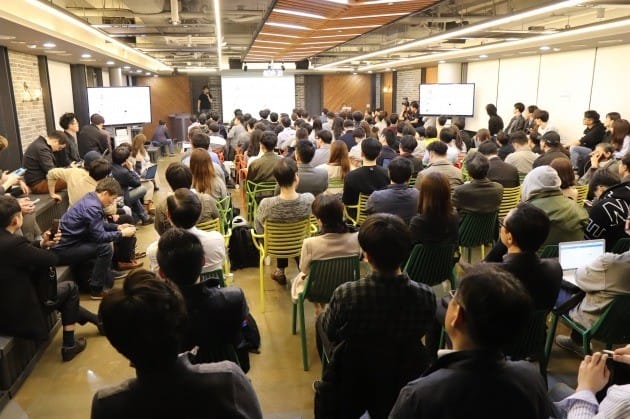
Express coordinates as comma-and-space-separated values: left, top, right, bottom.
221, 75, 296, 118
419, 83, 475, 116
87, 87, 152, 125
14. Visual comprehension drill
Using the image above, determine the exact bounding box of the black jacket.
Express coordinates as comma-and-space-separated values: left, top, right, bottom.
78, 124, 109, 157
23, 136, 57, 186
585, 179, 630, 250
579, 121, 606, 150
487, 157, 520, 188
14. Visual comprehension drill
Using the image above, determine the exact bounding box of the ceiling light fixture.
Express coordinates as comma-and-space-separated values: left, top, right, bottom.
339, 12, 406, 20
311, 34, 362, 39
274, 9, 325, 19
27, 44, 37, 49
213, 0, 223, 70
318, 0, 586, 69
42, 42, 56, 48
257, 40, 292, 45
266, 22, 310, 30
136, 69, 143, 73
259, 32, 300, 38
539, 45, 551, 51
479, 54, 488, 58
106, 60, 115, 65
123, 65, 131, 69
81, 53, 91, 58
322, 25, 380, 31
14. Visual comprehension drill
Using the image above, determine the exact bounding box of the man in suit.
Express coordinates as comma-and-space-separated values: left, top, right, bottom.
390, 266, 553, 419
0, 196, 99, 361
504, 102, 527, 135
247, 131, 282, 183
92, 271, 262, 419
453, 152, 503, 214
478, 140, 520, 188
78, 113, 110, 158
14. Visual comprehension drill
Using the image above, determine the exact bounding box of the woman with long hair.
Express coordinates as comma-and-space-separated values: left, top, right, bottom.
129, 134, 157, 211
246, 128, 264, 167
319, 141, 351, 195
409, 172, 459, 246
611, 118, 630, 159
550, 157, 578, 201
309, 117, 323, 143
331, 117, 344, 141
189, 148, 226, 200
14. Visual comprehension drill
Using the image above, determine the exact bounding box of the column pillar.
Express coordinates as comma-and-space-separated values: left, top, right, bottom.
109, 67, 123, 87
437, 62, 462, 83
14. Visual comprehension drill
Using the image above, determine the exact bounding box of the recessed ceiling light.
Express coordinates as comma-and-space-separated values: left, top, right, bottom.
274, 9, 325, 19
368, 70, 373, 73
42, 42, 56, 48
106, 60, 115, 65
145, 71, 151, 75
479, 54, 488, 58
48, 50, 66, 54
123, 66, 131, 69
27, 44, 37, 49
266, 22, 309, 30
136, 69, 143, 73
259, 32, 300, 39
553, 48, 561, 52
439, 60, 446, 63
81, 53, 91, 58
539, 45, 551, 51
0, 35, 16, 40
153, 74, 158, 78
10, 41, 25, 44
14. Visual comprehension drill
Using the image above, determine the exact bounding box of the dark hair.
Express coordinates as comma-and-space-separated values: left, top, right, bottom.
332, 117, 344, 140
191, 132, 210, 150
260, 131, 278, 151
59, 113, 77, 130
425, 125, 437, 138
270, 112, 278, 123
361, 137, 382, 161
48, 130, 68, 145
312, 194, 346, 234
353, 128, 366, 140
426, 140, 448, 156
273, 158, 298, 187
259, 109, 270, 120
606, 112, 621, 122
541, 131, 561, 147
611, 119, 630, 152
328, 141, 350, 179
296, 127, 309, 141
88, 158, 111, 181
454, 265, 533, 348
389, 113, 399, 124
165, 163, 193, 190
464, 152, 489, 180
317, 129, 332, 144
343, 119, 355, 129
503, 202, 550, 252
534, 110, 549, 123
207, 121, 219, 133
486, 104, 498, 116
476, 128, 491, 143
158, 119, 166, 126
388, 157, 413, 184
527, 105, 538, 114
166, 188, 201, 229
200, 113, 208, 123
396, 121, 406, 134
245, 118, 256, 130
90, 114, 105, 125
418, 172, 452, 218
510, 131, 528, 145
402, 125, 416, 137
95, 177, 122, 196
400, 135, 417, 153
514, 102, 525, 113
410, 101, 418, 109
0, 195, 21, 228
111, 145, 130, 164
452, 116, 465, 130
352, 111, 363, 123
296, 140, 315, 164
358, 214, 411, 273
439, 127, 456, 143
157, 228, 204, 288
437, 115, 448, 126
589, 170, 620, 193
622, 152, 630, 170
209, 111, 220, 122
550, 158, 575, 189
477, 140, 498, 156
584, 110, 600, 122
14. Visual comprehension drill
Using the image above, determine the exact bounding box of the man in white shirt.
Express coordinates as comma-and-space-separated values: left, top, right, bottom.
534, 109, 558, 137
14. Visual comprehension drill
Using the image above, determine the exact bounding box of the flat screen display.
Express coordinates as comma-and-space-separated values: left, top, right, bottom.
419, 83, 475, 116
87, 86, 152, 125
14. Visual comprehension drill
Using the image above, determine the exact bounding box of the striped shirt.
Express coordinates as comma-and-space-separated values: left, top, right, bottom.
556, 385, 630, 418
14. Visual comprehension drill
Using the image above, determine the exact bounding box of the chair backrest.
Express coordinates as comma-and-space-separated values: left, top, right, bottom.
196, 217, 221, 233
458, 212, 498, 247
539, 244, 559, 258
303, 256, 360, 303
502, 309, 549, 363
575, 184, 589, 207
518, 172, 526, 184
216, 194, 233, 234
591, 295, 630, 344
497, 186, 521, 219
345, 192, 371, 226
408, 177, 417, 188
199, 268, 225, 287
264, 218, 311, 258
327, 177, 344, 190
611, 238, 630, 254
404, 244, 457, 287
245, 180, 277, 222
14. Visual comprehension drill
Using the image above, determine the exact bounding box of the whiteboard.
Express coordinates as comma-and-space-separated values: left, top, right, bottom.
87, 87, 152, 126
221, 75, 295, 118
419, 83, 475, 116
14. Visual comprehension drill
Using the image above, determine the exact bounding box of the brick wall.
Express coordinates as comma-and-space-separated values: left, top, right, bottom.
208, 75, 223, 120
295, 75, 305, 110
8, 50, 47, 152
395, 68, 422, 114
374, 75, 381, 110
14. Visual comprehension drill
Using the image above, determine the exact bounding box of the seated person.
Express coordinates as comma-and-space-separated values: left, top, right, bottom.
156, 229, 249, 370
53, 178, 137, 299
391, 266, 552, 419
111, 145, 154, 225
148, 188, 225, 275
310, 129, 332, 168
554, 347, 630, 417
505, 131, 538, 174
584, 153, 630, 250
577, 142, 619, 186
365, 157, 419, 224
376, 129, 398, 168
92, 271, 263, 419
398, 135, 423, 176
293, 140, 328, 196
414, 140, 463, 193
568, 110, 607, 175
314, 214, 436, 419
452, 152, 503, 215
478, 140, 520, 188
247, 131, 282, 183
555, 246, 630, 357
154, 163, 219, 236
291, 194, 361, 312
532, 131, 569, 168
410, 172, 459, 246
78, 113, 109, 158
23, 131, 68, 194
521, 165, 588, 248
0, 196, 99, 361
151, 119, 175, 155
342, 137, 390, 220
255, 158, 315, 285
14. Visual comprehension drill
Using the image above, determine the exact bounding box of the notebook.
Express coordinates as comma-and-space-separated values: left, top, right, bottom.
558, 239, 606, 286
141, 164, 158, 180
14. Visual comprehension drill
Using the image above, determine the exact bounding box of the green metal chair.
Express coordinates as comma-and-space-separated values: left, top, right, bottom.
344, 192, 370, 226
611, 238, 630, 254
199, 268, 226, 287
327, 177, 344, 191
408, 177, 417, 188
548, 295, 630, 356
291, 255, 360, 371
539, 245, 559, 258
502, 310, 551, 377
575, 184, 589, 207
403, 244, 458, 289
245, 180, 277, 222
458, 212, 498, 263
216, 194, 233, 235
251, 218, 311, 311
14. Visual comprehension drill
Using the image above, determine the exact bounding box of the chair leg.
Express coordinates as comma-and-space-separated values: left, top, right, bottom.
467, 247, 472, 263
291, 303, 298, 335
481, 244, 485, 260
298, 299, 309, 371
259, 257, 265, 312
583, 334, 591, 355
544, 313, 559, 368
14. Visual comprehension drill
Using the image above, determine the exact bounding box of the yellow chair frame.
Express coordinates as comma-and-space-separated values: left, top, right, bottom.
245, 180, 277, 222
344, 192, 370, 226
498, 186, 522, 219
575, 184, 589, 207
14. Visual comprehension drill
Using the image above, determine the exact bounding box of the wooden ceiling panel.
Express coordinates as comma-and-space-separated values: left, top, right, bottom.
245, 0, 440, 62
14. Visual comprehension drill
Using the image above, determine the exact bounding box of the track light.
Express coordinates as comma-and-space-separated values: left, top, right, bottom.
243, 62, 248, 71
281, 62, 286, 71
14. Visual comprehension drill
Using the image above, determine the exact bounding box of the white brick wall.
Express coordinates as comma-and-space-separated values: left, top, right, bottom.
8, 50, 47, 152
395, 68, 422, 114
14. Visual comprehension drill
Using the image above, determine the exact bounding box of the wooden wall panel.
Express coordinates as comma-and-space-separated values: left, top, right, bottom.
425, 67, 438, 83
323, 74, 371, 113
135, 75, 190, 140
382, 72, 393, 114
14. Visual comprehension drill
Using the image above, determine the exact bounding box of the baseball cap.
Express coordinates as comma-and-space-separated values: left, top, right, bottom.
541, 131, 561, 146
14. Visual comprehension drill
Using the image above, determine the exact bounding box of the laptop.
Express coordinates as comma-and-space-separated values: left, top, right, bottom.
141, 164, 158, 180
558, 239, 606, 286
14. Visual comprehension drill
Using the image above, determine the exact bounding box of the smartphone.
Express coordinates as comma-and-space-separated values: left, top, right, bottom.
31, 198, 41, 205
13, 168, 26, 176
49, 219, 60, 237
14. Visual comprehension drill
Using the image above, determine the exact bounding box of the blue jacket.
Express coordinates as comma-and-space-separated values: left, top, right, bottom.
55, 192, 121, 249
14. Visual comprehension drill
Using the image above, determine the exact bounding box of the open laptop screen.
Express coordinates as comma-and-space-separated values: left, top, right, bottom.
558, 239, 606, 271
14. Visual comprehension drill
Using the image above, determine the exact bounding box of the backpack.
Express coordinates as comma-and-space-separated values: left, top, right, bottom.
228, 225, 259, 270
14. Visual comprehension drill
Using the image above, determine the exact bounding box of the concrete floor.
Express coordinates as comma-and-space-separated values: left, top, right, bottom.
7, 154, 585, 418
